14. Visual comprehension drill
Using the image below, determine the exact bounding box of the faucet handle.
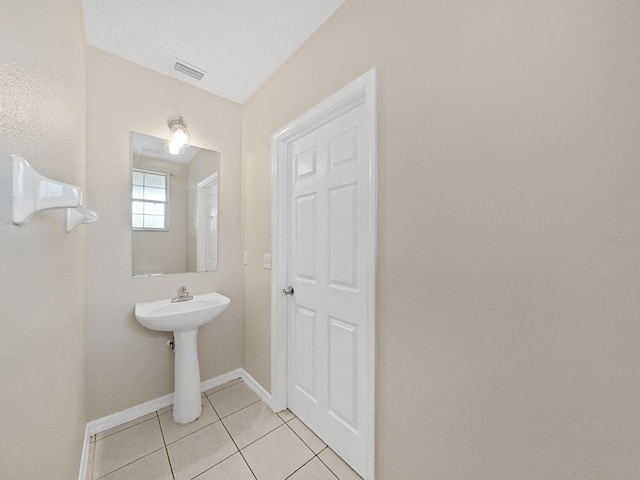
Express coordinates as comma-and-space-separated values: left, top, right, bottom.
171, 286, 192, 303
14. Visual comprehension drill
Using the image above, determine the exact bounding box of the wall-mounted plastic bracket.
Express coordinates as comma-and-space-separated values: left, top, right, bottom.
11, 155, 97, 231
66, 204, 98, 232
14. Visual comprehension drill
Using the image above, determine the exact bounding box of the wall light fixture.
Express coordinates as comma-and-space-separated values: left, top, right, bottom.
164, 116, 191, 155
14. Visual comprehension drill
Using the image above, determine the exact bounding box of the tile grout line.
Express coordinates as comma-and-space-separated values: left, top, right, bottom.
93, 446, 167, 479
210, 397, 263, 420
190, 451, 242, 480
162, 418, 222, 447
279, 412, 348, 480
95, 414, 158, 442
202, 393, 222, 420
157, 392, 226, 448
203, 378, 244, 397
316, 448, 354, 480
283, 419, 325, 457
316, 448, 341, 480
277, 411, 297, 423
221, 410, 288, 451
279, 422, 335, 480
208, 397, 259, 480
159, 396, 237, 479
284, 456, 317, 480
156, 410, 176, 480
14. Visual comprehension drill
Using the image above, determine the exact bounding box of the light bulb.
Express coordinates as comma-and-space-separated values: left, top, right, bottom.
173, 129, 187, 145
165, 117, 190, 155
168, 140, 182, 155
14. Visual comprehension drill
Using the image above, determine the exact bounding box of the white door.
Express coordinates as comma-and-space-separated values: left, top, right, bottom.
197, 174, 218, 272
286, 91, 374, 477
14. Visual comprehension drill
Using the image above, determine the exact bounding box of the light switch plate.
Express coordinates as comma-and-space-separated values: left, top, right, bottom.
263, 253, 272, 270
243, 251, 248, 265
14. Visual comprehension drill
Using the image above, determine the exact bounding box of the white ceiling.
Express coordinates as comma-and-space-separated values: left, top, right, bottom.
82, 0, 345, 104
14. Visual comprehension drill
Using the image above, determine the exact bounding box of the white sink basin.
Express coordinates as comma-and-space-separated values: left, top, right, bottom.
135, 292, 230, 332
134, 291, 230, 425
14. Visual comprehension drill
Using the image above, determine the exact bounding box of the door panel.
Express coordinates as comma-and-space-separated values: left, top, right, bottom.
294, 306, 318, 402
295, 193, 318, 282
328, 316, 358, 430
287, 103, 371, 476
328, 183, 358, 290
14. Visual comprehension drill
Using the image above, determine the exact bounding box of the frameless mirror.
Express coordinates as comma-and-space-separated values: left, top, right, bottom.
130, 132, 220, 276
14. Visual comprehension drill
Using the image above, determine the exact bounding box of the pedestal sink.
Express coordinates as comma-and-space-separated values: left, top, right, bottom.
134, 291, 230, 424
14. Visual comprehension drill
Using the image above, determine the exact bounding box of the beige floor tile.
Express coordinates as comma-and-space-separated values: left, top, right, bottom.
288, 458, 338, 480
204, 378, 243, 396
222, 401, 283, 448
208, 382, 260, 418
93, 418, 164, 478
242, 424, 314, 480
99, 449, 173, 480
96, 412, 157, 440
167, 421, 237, 480
277, 409, 296, 422
159, 398, 219, 444
287, 418, 326, 454
195, 452, 255, 480
318, 449, 362, 480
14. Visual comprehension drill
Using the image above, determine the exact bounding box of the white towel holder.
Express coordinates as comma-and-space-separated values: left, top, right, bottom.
11, 155, 97, 231
66, 204, 98, 232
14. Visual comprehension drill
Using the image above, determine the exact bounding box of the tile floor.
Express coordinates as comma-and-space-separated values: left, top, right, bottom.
87, 379, 363, 480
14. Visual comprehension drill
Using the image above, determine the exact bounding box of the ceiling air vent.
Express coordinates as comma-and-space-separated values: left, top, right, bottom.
174, 61, 205, 81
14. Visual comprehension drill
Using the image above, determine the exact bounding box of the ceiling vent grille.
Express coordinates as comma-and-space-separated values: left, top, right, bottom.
174, 61, 205, 81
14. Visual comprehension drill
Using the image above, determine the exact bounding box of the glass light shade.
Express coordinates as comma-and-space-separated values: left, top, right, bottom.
164, 116, 191, 155
168, 140, 185, 155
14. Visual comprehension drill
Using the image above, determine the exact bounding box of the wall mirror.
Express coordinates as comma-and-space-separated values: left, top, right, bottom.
130, 132, 220, 276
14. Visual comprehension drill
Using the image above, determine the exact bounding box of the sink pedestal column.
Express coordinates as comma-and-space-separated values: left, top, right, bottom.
173, 328, 202, 424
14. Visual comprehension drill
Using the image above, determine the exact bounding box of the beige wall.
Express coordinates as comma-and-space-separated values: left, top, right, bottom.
242, 0, 640, 478
0, 0, 87, 478
86, 47, 244, 420
132, 156, 188, 275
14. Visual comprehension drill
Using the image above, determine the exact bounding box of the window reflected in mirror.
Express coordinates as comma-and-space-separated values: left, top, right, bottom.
132, 169, 168, 230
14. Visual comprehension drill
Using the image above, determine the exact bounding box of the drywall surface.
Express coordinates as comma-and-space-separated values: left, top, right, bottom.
242, 0, 640, 478
0, 0, 87, 478
86, 48, 243, 420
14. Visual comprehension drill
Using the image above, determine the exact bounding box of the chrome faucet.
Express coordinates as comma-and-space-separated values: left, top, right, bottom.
171, 286, 193, 303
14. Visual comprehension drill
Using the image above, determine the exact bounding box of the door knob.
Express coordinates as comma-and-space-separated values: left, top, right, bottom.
282, 285, 295, 296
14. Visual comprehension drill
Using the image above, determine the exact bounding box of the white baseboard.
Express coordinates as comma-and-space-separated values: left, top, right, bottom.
79, 368, 270, 480
200, 368, 244, 393
240, 369, 274, 410
86, 391, 174, 436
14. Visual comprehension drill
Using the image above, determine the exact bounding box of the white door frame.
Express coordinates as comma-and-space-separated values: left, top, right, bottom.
270, 68, 377, 479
